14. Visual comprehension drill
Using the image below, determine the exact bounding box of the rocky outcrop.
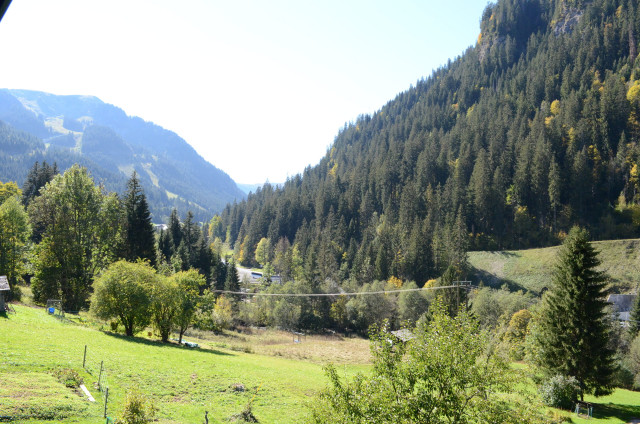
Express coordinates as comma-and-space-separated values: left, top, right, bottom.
553, 7, 583, 36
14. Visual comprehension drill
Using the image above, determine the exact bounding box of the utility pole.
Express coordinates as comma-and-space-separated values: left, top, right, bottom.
453, 281, 472, 312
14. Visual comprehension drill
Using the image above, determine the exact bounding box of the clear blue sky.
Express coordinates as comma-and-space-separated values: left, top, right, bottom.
0, 0, 489, 184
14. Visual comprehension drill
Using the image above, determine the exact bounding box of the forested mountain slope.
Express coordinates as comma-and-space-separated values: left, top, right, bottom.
216, 0, 640, 285
0, 89, 244, 221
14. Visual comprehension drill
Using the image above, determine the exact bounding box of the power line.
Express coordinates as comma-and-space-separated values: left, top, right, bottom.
211, 283, 474, 298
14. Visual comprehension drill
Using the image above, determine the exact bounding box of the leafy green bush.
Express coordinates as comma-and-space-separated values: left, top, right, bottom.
539, 375, 579, 409
622, 333, 640, 390
311, 300, 553, 423
120, 389, 156, 424
52, 368, 83, 388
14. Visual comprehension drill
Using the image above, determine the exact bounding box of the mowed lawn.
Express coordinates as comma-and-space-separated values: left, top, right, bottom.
0, 305, 367, 423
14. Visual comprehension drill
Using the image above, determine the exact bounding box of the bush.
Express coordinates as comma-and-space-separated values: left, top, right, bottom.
120, 389, 156, 424
539, 375, 580, 409
623, 333, 640, 390
52, 368, 83, 388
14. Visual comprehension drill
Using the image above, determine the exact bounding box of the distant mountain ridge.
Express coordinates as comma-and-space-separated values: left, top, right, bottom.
0, 89, 244, 222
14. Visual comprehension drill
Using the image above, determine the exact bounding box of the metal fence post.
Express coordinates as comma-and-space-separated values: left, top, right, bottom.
104, 387, 109, 418
83, 345, 87, 368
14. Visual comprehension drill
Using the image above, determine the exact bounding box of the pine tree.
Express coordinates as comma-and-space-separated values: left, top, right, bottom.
157, 229, 173, 264
225, 259, 240, 292
535, 226, 616, 400
182, 211, 201, 268
121, 172, 156, 266
168, 208, 182, 250
22, 161, 58, 207
193, 232, 213, 281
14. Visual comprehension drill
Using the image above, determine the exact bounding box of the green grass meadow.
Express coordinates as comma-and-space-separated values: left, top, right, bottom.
468, 238, 640, 294
0, 305, 365, 423
564, 389, 640, 423
3, 302, 640, 423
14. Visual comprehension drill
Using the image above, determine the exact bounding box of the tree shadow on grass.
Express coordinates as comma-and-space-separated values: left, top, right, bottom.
590, 402, 640, 421
0, 311, 7, 319
467, 266, 534, 294
101, 331, 236, 356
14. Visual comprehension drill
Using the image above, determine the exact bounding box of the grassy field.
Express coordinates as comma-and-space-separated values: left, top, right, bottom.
468, 238, 640, 294
0, 304, 369, 423
567, 389, 640, 423
3, 300, 640, 423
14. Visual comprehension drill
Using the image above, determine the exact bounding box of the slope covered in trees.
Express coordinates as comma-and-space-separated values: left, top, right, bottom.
0, 90, 244, 221
216, 0, 640, 285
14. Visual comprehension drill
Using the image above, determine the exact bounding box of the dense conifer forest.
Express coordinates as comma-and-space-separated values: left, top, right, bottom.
215, 0, 640, 285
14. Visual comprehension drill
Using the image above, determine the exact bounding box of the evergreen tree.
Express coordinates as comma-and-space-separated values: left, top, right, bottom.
212, 255, 227, 292
168, 208, 182, 250
22, 161, 58, 243
225, 259, 240, 292
157, 229, 173, 264
193, 232, 213, 282
121, 172, 156, 266
181, 211, 201, 268
534, 226, 616, 400
21, 161, 58, 207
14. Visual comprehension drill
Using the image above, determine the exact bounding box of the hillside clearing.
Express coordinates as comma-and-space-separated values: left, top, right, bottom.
468, 239, 640, 294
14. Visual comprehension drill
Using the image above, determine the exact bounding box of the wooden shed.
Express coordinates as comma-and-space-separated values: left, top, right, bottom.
0, 275, 9, 311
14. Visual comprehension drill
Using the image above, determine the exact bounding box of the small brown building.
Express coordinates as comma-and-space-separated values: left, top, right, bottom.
0, 275, 9, 311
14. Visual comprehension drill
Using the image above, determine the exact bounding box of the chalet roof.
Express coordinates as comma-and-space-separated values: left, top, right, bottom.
0, 276, 9, 291
607, 294, 636, 313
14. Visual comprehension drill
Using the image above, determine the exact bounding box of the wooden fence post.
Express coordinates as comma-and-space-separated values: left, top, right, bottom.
98, 361, 104, 391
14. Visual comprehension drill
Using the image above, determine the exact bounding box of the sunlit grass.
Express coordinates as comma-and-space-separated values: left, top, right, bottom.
469, 238, 640, 294
0, 304, 367, 423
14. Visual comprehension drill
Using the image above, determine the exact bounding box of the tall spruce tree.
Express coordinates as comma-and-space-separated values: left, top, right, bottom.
168, 208, 182, 250
121, 172, 156, 266
22, 161, 58, 207
535, 226, 616, 400
225, 259, 240, 292
181, 211, 200, 268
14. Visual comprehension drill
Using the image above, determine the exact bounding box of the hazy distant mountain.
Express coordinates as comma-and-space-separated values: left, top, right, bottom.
237, 182, 281, 194
0, 89, 244, 222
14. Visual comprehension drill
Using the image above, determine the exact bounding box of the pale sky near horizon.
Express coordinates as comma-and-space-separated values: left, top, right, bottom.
0, 0, 489, 184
